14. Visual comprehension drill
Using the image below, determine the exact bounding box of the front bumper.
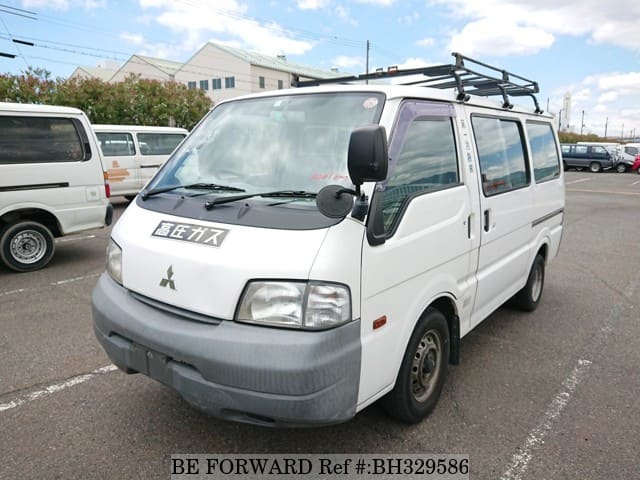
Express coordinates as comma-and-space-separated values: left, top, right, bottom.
92, 274, 361, 427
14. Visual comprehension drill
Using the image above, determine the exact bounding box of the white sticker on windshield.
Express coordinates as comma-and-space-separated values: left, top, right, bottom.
363, 97, 379, 109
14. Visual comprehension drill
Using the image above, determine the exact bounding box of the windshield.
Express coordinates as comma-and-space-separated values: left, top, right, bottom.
148, 92, 385, 201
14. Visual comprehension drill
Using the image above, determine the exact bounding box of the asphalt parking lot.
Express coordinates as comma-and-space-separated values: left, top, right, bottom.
1, 171, 639, 480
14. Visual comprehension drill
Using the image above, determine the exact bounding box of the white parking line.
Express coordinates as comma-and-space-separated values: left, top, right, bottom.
0, 273, 101, 298
0, 365, 117, 413
565, 178, 593, 185
500, 359, 593, 480
631, 180, 640, 186
55, 234, 96, 244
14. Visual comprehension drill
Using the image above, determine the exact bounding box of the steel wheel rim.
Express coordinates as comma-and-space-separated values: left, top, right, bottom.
10, 229, 47, 264
531, 263, 543, 302
411, 328, 442, 403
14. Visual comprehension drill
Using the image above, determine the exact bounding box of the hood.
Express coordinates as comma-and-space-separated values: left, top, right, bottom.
112, 201, 329, 319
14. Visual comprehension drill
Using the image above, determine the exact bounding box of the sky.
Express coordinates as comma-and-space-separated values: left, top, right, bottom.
0, 0, 639, 139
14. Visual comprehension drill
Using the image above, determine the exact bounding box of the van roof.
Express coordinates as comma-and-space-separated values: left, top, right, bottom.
0, 102, 85, 115
92, 124, 188, 133
220, 84, 553, 119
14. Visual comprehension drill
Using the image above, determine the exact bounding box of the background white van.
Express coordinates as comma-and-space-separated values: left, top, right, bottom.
93, 125, 188, 199
0, 102, 112, 272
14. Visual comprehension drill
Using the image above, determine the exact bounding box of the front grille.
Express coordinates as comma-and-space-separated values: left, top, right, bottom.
129, 290, 223, 326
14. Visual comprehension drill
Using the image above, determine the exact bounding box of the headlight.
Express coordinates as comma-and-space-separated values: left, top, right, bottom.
106, 238, 122, 285
236, 281, 351, 330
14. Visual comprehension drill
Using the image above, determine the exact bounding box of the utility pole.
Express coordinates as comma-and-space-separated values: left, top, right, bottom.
604, 117, 608, 138
365, 40, 370, 85
558, 109, 562, 131
621, 124, 624, 140
580, 110, 585, 136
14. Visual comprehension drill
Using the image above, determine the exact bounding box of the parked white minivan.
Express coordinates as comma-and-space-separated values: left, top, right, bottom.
93, 125, 188, 199
0, 102, 112, 272
92, 54, 565, 427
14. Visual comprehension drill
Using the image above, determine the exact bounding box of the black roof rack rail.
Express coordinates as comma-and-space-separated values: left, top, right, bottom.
295, 52, 544, 114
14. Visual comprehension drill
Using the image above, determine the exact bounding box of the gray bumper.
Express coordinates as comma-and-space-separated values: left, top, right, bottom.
92, 274, 361, 427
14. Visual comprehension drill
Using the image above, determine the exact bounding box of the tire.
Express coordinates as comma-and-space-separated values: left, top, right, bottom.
637, 168, 640, 175
512, 254, 545, 312
382, 308, 449, 424
563, 161, 568, 171
0, 221, 56, 272
616, 163, 627, 173
589, 162, 602, 173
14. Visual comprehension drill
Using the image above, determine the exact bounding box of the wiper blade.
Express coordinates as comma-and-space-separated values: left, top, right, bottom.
141, 183, 246, 200
204, 190, 317, 210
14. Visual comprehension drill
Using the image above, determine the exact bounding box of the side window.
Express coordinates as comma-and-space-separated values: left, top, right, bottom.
96, 132, 136, 156
137, 133, 185, 155
472, 116, 529, 196
561, 145, 570, 154
625, 146, 638, 156
382, 117, 459, 231
527, 122, 560, 183
575, 145, 588, 155
0, 116, 84, 164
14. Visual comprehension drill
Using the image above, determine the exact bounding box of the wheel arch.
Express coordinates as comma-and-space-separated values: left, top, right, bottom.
0, 208, 62, 237
430, 296, 460, 366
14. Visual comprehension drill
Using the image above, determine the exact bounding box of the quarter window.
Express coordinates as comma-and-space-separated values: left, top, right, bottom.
96, 132, 136, 156
137, 133, 186, 155
526, 122, 560, 183
472, 116, 530, 196
382, 117, 459, 231
0, 116, 85, 164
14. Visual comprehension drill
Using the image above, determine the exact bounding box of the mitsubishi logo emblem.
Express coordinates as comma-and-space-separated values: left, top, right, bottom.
160, 265, 176, 290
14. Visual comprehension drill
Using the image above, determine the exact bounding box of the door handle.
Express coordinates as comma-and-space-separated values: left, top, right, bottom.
483, 209, 490, 232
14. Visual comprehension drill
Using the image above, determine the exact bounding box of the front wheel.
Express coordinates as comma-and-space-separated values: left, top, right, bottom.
0, 221, 56, 272
382, 308, 449, 424
589, 162, 602, 173
512, 254, 545, 312
616, 163, 627, 173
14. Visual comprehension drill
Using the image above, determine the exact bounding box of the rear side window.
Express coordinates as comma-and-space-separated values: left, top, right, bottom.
472, 116, 529, 196
137, 133, 185, 155
383, 117, 459, 231
96, 132, 136, 156
527, 122, 560, 183
0, 116, 85, 164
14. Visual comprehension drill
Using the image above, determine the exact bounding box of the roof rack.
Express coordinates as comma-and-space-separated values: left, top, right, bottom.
295, 52, 544, 114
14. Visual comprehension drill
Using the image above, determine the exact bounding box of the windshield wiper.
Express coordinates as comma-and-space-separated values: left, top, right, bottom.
204, 190, 317, 210
141, 183, 246, 200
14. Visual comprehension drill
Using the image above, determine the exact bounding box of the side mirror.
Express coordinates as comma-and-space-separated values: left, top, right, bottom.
348, 125, 388, 187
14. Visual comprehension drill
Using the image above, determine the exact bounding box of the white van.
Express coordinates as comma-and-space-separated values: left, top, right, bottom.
93, 125, 188, 199
0, 102, 112, 272
92, 54, 564, 426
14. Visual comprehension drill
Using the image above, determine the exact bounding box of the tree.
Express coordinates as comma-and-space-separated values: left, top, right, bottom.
0, 69, 212, 130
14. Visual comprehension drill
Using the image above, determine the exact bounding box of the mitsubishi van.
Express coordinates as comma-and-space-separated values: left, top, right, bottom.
0, 102, 112, 272
92, 54, 565, 426
93, 125, 188, 200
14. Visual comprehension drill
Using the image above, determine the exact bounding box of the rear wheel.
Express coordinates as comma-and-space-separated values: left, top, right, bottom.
382, 308, 449, 424
0, 221, 56, 272
512, 254, 545, 312
589, 162, 602, 173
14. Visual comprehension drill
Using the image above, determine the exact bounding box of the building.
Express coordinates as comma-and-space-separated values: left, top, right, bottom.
174, 42, 342, 102
68, 66, 117, 82
68, 42, 342, 102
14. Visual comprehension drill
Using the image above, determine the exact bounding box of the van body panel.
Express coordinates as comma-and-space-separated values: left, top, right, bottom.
113, 201, 329, 319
